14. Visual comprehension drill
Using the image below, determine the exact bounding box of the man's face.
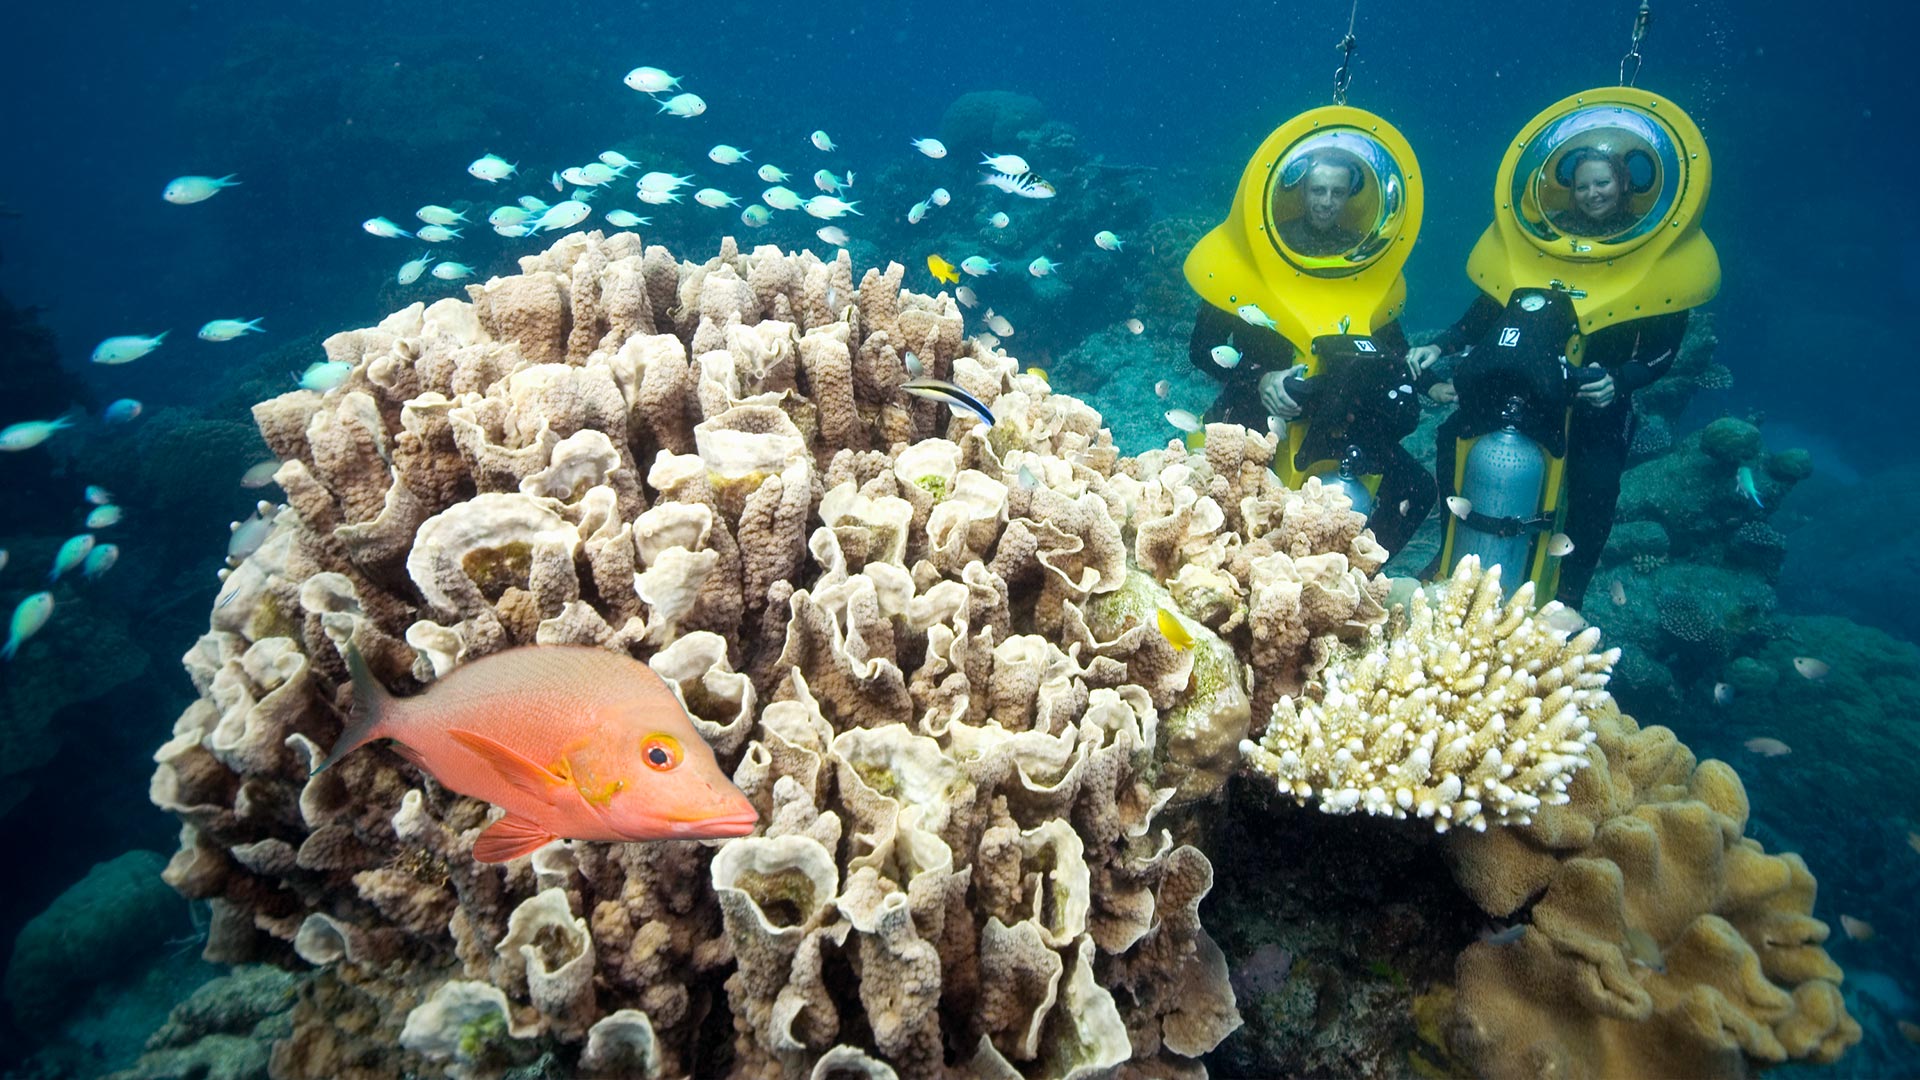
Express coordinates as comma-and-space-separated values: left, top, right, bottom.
1571, 159, 1622, 222
1304, 163, 1354, 231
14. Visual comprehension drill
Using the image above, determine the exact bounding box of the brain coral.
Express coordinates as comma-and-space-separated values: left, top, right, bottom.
147, 232, 1390, 1077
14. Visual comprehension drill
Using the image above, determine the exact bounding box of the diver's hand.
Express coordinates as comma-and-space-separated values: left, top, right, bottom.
1260, 365, 1309, 420
1406, 344, 1444, 379
1576, 371, 1616, 408
1427, 380, 1457, 404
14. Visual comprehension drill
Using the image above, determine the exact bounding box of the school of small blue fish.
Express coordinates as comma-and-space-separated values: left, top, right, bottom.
0, 57, 1154, 662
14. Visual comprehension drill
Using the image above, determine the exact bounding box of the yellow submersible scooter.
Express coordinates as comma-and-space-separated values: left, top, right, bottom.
1182, 10, 1426, 521
1434, 72, 1719, 600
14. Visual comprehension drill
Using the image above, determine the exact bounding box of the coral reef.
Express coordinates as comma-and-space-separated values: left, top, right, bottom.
107, 965, 303, 1080
1241, 558, 1609, 833
1444, 702, 1860, 1077
145, 233, 1396, 1076
4, 851, 177, 1029
1200, 786, 1485, 1080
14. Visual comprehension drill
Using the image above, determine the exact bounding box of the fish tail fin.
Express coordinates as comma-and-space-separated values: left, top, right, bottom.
312, 643, 398, 775
1, 635, 18, 661
154, 330, 170, 343
217, 174, 240, 185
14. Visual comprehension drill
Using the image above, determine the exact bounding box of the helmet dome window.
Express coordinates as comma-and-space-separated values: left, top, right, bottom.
1511, 105, 1682, 250
1265, 129, 1405, 277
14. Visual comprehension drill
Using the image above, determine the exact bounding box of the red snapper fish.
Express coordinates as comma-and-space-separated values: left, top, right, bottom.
318, 645, 757, 862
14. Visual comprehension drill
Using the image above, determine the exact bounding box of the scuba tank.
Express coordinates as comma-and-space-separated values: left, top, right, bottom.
1322, 444, 1376, 518
1450, 398, 1547, 585
1436, 287, 1582, 596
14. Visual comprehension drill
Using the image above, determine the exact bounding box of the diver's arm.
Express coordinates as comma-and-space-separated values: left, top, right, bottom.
1432, 294, 1503, 355
1377, 321, 1447, 393
1611, 311, 1690, 393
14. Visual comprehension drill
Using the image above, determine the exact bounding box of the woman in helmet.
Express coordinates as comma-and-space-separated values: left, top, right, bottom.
1550, 148, 1639, 237
1410, 147, 1687, 607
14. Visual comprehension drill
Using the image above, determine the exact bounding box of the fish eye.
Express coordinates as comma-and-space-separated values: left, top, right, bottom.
641, 734, 682, 771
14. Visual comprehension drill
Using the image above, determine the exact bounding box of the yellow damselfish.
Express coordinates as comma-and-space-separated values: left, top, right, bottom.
1156, 608, 1193, 651
927, 254, 959, 284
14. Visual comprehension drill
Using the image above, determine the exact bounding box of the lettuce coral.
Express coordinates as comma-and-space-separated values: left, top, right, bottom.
139, 233, 1416, 1077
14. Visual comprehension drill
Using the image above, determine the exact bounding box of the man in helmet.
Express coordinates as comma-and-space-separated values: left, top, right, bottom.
1188, 151, 1443, 554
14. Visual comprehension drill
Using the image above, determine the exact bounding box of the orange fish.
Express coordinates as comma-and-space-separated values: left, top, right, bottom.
318, 646, 757, 862
927, 253, 959, 284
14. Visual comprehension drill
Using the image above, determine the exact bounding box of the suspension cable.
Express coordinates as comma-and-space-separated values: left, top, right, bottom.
1332, 0, 1360, 104
1620, 0, 1652, 86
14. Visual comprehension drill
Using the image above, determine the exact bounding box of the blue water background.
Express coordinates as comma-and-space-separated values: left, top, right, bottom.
1, 0, 1915, 1071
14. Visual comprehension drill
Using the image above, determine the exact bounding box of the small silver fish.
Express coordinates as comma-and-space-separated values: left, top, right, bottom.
1479, 924, 1526, 947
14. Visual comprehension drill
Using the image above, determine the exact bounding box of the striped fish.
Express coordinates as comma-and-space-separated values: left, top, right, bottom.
902, 377, 995, 427
978, 171, 1057, 200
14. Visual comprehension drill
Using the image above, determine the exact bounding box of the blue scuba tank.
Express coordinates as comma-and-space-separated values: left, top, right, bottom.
1450, 405, 1547, 591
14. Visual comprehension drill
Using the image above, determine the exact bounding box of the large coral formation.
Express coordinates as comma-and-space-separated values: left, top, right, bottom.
1241, 558, 1609, 833
1444, 701, 1860, 1077
145, 233, 1395, 1076
1228, 543, 1855, 1074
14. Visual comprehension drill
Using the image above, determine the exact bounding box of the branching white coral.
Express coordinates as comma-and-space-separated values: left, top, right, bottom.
1240, 556, 1615, 832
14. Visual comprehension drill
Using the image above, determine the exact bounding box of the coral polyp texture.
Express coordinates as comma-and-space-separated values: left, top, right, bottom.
1241, 558, 1609, 833
146, 232, 1393, 1077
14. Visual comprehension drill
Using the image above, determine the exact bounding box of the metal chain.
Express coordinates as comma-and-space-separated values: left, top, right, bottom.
1332, 0, 1360, 104
1620, 0, 1652, 86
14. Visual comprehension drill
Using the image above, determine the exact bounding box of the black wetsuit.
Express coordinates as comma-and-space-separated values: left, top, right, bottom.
1432, 294, 1688, 605
1188, 302, 1437, 554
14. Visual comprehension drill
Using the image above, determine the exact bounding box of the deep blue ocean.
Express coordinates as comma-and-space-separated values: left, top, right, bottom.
1, 0, 1915, 1075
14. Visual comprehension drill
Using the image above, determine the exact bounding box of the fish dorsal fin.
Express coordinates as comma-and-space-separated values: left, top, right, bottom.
448, 728, 568, 802
473, 814, 558, 863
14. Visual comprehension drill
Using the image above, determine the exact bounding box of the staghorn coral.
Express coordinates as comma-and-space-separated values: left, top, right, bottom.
1443, 702, 1860, 1077
140, 233, 1408, 1077
1240, 557, 1609, 833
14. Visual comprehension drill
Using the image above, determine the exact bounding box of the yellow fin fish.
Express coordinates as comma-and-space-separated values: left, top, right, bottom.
1156, 608, 1193, 651
1025, 366, 1048, 383
927, 253, 960, 284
